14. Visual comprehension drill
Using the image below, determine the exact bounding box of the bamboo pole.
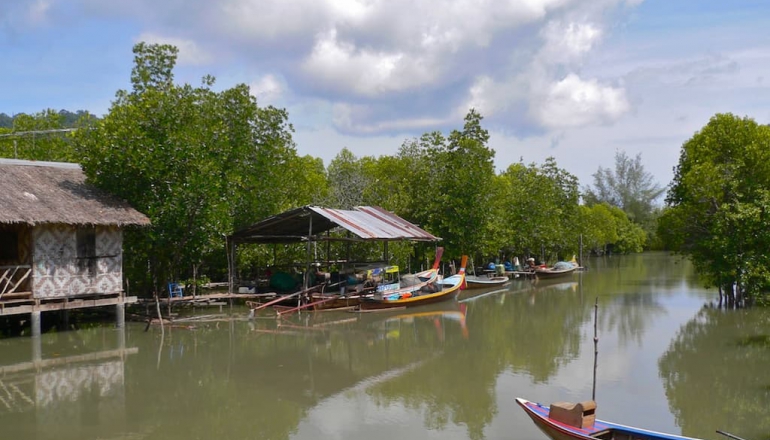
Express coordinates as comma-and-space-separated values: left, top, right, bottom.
248, 286, 318, 313
155, 292, 165, 334
592, 296, 598, 401
276, 296, 337, 316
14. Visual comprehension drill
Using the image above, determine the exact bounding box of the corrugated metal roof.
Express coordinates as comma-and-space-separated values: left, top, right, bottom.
230, 205, 439, 244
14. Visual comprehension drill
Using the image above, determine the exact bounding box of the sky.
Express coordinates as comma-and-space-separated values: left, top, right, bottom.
2, 0, 770, 190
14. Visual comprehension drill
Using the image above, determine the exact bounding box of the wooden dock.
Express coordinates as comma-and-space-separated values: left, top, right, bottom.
0, 292, 136, 317
136, 292, 277, 307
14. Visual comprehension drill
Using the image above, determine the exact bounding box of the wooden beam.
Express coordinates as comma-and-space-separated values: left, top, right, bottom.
0, 296, 137, 316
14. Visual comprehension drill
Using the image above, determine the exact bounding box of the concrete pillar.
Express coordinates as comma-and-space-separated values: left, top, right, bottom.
32, 335, 42, 363
115, 303, 125, 329
30, 311, 41, 337
117, 324, 126, 354
60, 310, 70, 331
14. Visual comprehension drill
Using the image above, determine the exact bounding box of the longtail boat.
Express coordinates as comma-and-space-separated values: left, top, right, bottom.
356, 255, 467, 311
516, 398, 704, 440
261, 248, 446, 315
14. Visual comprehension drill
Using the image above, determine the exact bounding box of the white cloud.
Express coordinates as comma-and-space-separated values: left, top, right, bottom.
218, 0, 330, 41
332, 103, 448, 134
303, 29, 438, 96
535, 73, 629, 128
249, 74, 284, 105
135, 32, 212, 66
540, 21, 602, 64
451, 18, 628, 130
73, 0, 645, 135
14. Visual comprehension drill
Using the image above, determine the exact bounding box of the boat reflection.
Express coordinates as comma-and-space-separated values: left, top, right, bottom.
372, 302, 469, 341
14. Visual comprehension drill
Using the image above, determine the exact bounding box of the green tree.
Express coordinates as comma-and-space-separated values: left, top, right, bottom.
74, 42, 300, 294
584, 150, 664, 247
498, 157, 580, 262
0, 109, 90, 161
410, 110, 497, 259
660, 113, 770, 303
326, 148, 368, 209
576, 203, 618, 255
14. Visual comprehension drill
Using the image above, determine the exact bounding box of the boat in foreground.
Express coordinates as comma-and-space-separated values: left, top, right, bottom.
516, 398, 703, 440
357, 256, 467, 311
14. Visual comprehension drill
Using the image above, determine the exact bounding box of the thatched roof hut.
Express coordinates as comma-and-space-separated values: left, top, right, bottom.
0, 159, 150, 226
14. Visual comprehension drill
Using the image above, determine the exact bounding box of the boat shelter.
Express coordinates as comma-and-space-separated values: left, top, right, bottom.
0, 159, 150, 334
227, 205, 440, 292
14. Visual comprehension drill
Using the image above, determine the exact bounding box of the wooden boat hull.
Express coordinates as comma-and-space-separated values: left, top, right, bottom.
534, 266, 577, 279
464, 276, 509, 289
516, 398, 702, 440
358, 288, 461, 310
311, 295, 365, 310
358, 256, 468, 311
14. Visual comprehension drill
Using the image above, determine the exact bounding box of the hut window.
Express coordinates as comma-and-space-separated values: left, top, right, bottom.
77, 228, 97, 276
77, 228, 96, 259
0, 231, 19, 261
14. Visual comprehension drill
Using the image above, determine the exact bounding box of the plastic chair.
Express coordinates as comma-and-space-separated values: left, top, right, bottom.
168, 282, 184, 298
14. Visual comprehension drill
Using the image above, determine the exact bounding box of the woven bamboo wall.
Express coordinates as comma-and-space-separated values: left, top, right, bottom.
32, 225, 123, 298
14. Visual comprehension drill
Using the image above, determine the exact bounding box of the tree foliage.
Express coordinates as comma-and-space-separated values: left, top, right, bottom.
74, 43, 303, 293
0, 109, 95, 161
496, 158, 580, 261
659, 113, 770, 303
3, 43, 656, 292
326, 148, 368, 209
402, 110, 497, 259
584, 150, 664, 247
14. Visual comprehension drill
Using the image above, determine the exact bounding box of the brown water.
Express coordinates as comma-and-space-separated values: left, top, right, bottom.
1, 252, 768, 440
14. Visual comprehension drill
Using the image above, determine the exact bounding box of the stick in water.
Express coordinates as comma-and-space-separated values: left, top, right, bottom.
716, 430, 749, 440
592, 297, 598, 401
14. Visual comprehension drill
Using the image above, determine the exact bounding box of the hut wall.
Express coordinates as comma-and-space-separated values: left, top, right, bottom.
32, 225, 124, 299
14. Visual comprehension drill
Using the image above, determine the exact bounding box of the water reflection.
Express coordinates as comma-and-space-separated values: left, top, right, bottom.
0, 327, 133, 440
659, 306, 770, 440
2, 253, 763, 440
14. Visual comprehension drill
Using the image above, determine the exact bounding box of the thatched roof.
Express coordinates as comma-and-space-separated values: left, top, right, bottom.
0, 159, 151, 227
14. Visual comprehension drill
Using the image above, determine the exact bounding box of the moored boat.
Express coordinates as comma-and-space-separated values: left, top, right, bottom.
533, 257, 579, 279
516, 398, 704, 440
255, 249, 446, 315
464, 275, 509, 289
357, 256, 468, 311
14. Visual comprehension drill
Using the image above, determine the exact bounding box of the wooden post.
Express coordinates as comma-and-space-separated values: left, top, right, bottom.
579, 234, 583, 268
227, 236, 234, 294
302, 214, 313, 310
592, 297, 599, 401
383, 241, 389, 265
155, 292, 164, 334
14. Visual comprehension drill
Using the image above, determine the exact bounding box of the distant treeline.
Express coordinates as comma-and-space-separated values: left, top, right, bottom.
0, 110, 96, 129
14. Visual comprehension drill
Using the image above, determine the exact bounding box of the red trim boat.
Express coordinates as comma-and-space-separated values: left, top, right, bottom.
516, 398, 703, 440
357, 255, 467, 311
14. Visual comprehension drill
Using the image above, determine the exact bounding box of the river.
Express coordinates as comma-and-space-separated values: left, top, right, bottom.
1, 252, 768, 440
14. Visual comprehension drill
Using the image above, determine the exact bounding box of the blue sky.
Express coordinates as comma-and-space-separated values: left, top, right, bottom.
2, 0, 769, 189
